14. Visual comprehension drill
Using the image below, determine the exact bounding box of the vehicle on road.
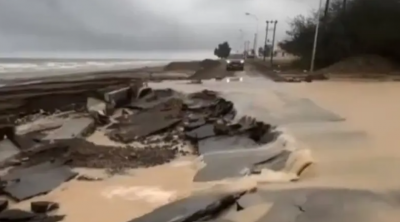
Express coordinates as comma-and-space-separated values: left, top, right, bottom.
226, 54, 245, 71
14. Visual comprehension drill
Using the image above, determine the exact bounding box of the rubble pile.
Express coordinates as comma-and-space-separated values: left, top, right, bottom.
0, 77, 144, 124
0, 79, 284, 215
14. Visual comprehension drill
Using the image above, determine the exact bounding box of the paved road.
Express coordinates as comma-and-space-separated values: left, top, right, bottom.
149, 66, 400, 222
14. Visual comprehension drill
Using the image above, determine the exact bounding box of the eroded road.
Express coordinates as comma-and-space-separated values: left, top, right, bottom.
1, 62, 400, 222
143, 66, 400, 222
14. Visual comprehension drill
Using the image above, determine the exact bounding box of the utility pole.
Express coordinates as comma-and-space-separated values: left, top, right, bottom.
310, 0, 324, 72
263, 21, 270, 61
245, 12, 259, 56
324, 0, 330, 19
269, 20, 278, 66
343, 0, 347, 13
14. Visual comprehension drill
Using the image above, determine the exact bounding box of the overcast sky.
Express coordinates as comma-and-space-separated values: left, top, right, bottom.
0, 0, 320, 55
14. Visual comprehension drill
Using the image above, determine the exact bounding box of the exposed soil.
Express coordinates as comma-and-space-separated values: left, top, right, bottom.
16, 138, 181, 173
189, 63, 233, 80
164, 59, 220, 72
317, 55, 400, 75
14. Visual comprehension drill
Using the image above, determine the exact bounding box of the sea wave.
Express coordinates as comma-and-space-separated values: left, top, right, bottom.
0, 60, 163, 74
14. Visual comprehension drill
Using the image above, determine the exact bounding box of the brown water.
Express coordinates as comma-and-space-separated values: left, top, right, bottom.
10, 78, 400, 222
283, 81, 400, 190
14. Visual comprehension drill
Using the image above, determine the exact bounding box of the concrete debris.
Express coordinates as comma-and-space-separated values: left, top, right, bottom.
4, 86, 288, 181
0, 208, 64, 222
3, 164, 78, 201
104, 86, 133, 108
42, 117, 95, 140
128, 190, 248, 222
0, 79, 306, 222
86, 97, 107, 115
16, 121, 62, 136
0, 139, 20, 166
30, 201, 59, 213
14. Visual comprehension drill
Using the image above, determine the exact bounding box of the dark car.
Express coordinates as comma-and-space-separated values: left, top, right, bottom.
226, 54, 245, 71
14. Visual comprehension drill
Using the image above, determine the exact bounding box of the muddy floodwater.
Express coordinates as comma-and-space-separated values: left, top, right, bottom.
2, 68, 400, 222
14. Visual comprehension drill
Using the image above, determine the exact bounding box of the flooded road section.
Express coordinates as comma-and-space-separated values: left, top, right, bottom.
145, 74, 400, 222
2, 68, 400, 222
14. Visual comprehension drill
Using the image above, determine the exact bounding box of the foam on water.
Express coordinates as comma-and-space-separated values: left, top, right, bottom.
0, 60, 162, 74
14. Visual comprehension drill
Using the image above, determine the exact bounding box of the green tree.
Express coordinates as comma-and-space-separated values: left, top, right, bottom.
259, 45, 272, 57
279, 0, 400, 69
214, 42, 231, 58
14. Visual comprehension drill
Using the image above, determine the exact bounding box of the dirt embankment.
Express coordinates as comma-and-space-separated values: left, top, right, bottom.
189, 62, 234, 80
164, 59, 220, 72
250, 54, 400, 81
316, 55, 400, 78
164, 59, 234, 80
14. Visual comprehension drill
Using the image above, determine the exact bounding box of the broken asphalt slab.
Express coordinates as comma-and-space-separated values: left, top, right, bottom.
128, 89, 178, 110
3, 164, 77, 201
273, 92, 345, 124
127, 191, 246, 222
128, 187, 400, 222
108, 107, 182, 143
0, 83, 297, 201
0, 139, 20, 165
194, 143, 286, 182
197, 136, 257, 154
233, 188, 400, 222
109, 118, 181, 143
103, 86, 133, 108
42, 117, 95, 140
0, 209, 64, 222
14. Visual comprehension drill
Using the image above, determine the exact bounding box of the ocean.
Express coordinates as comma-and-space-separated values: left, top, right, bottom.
0, 51, 214, 80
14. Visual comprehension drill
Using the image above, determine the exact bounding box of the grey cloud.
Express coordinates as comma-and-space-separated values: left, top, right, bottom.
0, 0, 317, 54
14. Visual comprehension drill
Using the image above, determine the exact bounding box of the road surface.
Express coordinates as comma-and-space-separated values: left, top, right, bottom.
9, 65, 400, 222
148, 66, 400, 222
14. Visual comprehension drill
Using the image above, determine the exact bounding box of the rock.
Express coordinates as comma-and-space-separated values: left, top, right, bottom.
86, 97, 107, 115
0, 209, 36, 221
0, 200, 8, 213
31, 201, 59, 213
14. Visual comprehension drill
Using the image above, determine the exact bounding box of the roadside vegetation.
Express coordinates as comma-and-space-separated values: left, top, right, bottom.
214, 42, 231, 59
279, 0, 400, 70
